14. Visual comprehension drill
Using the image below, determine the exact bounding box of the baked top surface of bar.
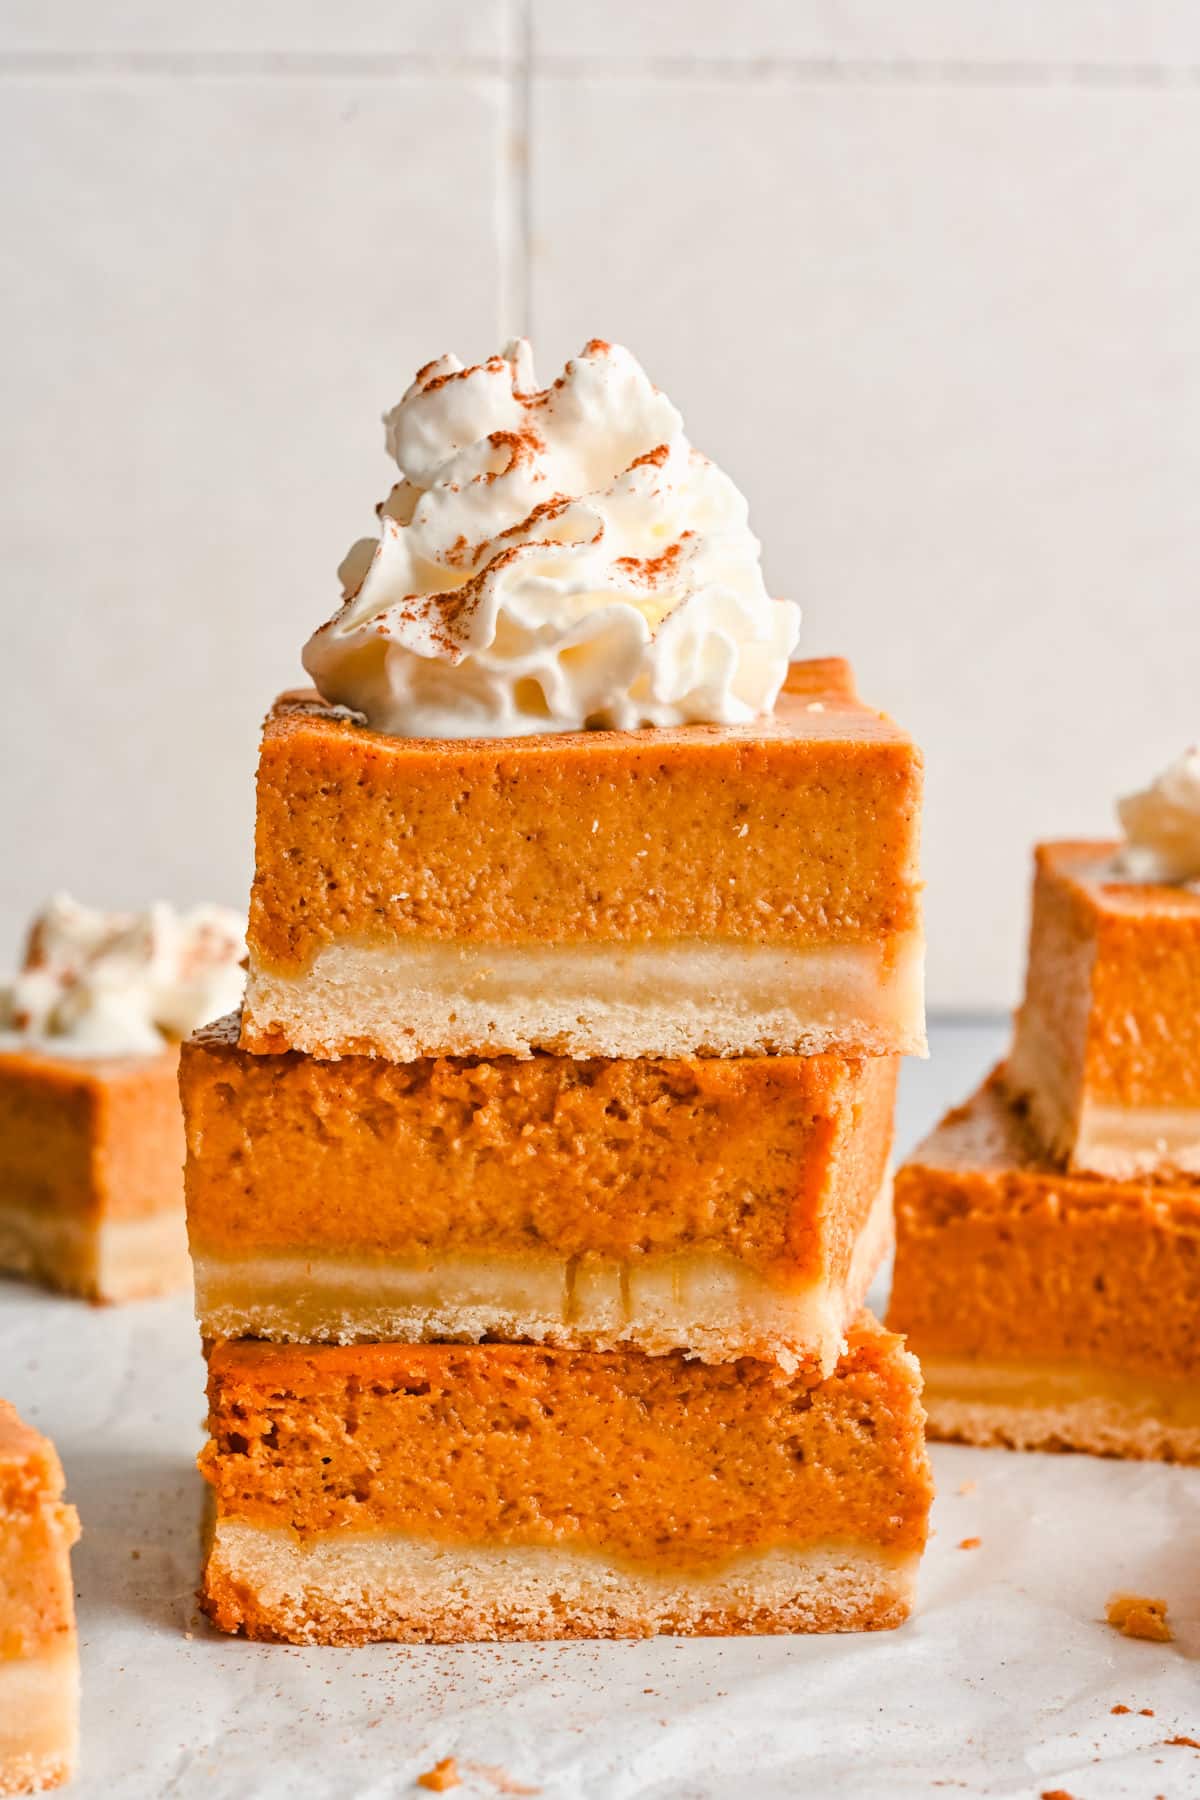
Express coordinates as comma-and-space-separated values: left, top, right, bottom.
247, 658, 923, 969
201, 1316, 931, 1575
1039, 839, 1200, 920
183, 1013, 894, 1273
888, 1067, 1200, 1381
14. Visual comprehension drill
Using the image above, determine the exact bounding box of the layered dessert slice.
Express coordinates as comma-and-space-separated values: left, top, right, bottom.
182, 1016, 896, 1370
0, 895, 243, 1302
198, 1314, 932, 1644
1006, 752, 1200, 1180
1006, 837, 1200, 1181
887, 1069, 1200, 1462
241, 340, 923, 1064
0, 1402, 79, 1796
243, 663, 923, 1063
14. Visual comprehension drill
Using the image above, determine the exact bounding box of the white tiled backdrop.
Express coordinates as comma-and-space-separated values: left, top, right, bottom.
2, 2, 1196, 1010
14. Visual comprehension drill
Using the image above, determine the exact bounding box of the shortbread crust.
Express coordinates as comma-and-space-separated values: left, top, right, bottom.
241, 934, 925, 1062
0, 1651, 79, 1798
919, 1353, 1200, 1463
201, 1525, 920, 1645
0, 1201, 191, 1306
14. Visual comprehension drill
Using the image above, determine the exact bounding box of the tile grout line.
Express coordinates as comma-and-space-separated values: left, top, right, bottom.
497, 0, 534, 341
2, 50, 1200, 88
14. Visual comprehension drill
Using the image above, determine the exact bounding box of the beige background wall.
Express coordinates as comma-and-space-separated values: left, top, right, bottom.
1, 1, 1196, 1010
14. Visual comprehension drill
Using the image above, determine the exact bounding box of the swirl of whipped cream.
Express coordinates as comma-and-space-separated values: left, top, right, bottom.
1115, 747, 1200, 885
0, 895, 245, 1055
302, 339, 801, 738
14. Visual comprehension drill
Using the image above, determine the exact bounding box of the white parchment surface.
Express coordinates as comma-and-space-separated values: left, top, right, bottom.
2, 1024, 1198, 1800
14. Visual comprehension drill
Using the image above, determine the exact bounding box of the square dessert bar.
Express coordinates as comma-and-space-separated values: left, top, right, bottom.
198, 1314, 932, 1644
887, 1068, 1200, 1462
241, 659, 925, 1063
181, 1015, 896, 1372
0, 1402, 79, 1796
1006, 841, 1200, 1179
0, 1043, 191, 1303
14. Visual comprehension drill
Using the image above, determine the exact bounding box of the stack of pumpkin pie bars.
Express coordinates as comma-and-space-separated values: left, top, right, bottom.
181, 340, 935, 1644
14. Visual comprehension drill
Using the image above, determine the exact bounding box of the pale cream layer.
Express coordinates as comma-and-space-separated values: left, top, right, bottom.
922, 1352, 1200, 1464
192, 1171, 892, 1373
242, 932, 927, 1061
1006, 1021, 1200, 1178
203, 1520, 919, 1643
0, 1645, 78, 1798
0, 1200, 190, 1304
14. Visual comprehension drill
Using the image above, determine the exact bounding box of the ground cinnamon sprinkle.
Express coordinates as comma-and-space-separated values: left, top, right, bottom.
417, 1757, 461, 1792
1111, 1704, 1132, 1714
628, 443, 670, 471
1106, 1593, 1173, 1643
1040, 1789, 1077, 1799
614, 533, 694, 586
1166, 1736, 1200, 1748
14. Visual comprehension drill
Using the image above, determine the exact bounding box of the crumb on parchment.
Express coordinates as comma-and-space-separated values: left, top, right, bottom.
417, 1758, 461, 1792
1105, 1593, 1173, 1643
958, 1537, 981, 1551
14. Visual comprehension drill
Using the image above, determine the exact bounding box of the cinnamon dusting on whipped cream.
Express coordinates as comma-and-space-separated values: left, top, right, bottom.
303, 339, 800, 739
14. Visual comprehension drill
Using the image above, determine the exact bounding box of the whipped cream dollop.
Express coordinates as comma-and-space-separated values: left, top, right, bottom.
303, 338, 801, 738
0, 895, 245, 1055
1115, 747, 1200, 885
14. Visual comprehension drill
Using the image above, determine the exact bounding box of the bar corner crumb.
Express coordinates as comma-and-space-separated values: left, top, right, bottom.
417, 1756, 461, 1792
1105, 1592, 1173, 1643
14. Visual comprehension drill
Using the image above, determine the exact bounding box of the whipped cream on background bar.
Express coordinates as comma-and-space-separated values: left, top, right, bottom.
1114, 746, 1200, 885
303, 338, 801, 738
1, 894, 245, 1056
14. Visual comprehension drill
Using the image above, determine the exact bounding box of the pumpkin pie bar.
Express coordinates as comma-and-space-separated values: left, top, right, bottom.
0, 1039, 191, 1303
181, 1014, 896, 1370
1006, 840, 1200, 1180
240, 659, 925, 1064
198, 1313, 932, 1644
0, 895, 243, 1302
887, 1068, 1200, 1462
0, 1402, 79, 1796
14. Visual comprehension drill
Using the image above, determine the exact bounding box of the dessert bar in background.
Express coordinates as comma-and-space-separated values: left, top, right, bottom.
0, 896, 243, 1302
194, 337, 931, 1641
0, 1401, 79, 1796
888, 1071, 1200, 1460
183, 1015, 896, 1370
1007, 829, 1200, 1181
199, 1318, 932, 1644
890, 750, 1200, 1461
